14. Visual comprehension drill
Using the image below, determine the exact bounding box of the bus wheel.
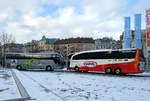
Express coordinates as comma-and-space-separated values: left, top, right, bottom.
74, 66, 79, 72
105, 68, 112, 74
114, 68, 122, 75
46, 66, 53, 71
16, 65, 22, 70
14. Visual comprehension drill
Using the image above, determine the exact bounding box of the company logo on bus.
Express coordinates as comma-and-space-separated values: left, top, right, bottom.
84, 61, 97, 67
11, 59, 17, 66
108, 59, 112, 62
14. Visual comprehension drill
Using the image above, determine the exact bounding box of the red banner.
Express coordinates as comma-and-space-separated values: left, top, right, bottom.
146, 10, 150, 50
147, 40, 150, 47
147, 29, 150, 39
146, 10, 150, 27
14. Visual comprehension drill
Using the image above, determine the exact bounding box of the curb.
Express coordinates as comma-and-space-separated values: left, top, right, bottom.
9, 70, 34, 101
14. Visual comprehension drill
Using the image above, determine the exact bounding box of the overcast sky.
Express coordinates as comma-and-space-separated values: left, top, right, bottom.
0, 0, 150, 43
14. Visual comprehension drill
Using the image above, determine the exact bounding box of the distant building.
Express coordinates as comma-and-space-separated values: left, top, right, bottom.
23, 40, 39, 53
23, 36, 58, 53
54, 37, 95, 58
38, 35, 57, 52
5, 43, 24, 53
41, 35, 57, 44
95, 37, 120, 49
116, 40, 122, 49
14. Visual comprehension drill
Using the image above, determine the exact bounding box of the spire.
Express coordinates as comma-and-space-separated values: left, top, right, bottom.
42, 35, 46, 41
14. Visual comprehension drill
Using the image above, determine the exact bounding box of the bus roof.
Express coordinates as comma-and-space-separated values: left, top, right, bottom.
6, 52, 62, 56
73, 48, 137, 56
5, 52, 63, 58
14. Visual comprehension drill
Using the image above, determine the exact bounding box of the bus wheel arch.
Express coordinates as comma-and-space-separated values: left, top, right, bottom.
114, 68, 122, 75
16, 65, 22, 70
46, 65, 53, 71
105, 67, 112, 74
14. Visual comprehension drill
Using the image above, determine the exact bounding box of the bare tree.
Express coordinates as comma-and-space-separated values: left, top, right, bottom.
0, 32, 15, 67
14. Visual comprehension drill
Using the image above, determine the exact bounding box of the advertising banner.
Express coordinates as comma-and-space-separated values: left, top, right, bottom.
135, 14, 142, 49
124, 17, 131, 48
147, 29, 150, 39
146, 10, 150, 50
146, 10, 150, 27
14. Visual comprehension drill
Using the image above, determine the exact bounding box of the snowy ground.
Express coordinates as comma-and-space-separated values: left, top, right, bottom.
12, 69, 150, 101
0, 68, 20, 100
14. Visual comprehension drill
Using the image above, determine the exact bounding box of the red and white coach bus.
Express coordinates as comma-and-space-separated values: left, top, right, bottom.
67, 48, 145, 74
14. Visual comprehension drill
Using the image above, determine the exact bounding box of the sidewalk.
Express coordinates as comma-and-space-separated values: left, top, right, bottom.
0, 67, 21, 101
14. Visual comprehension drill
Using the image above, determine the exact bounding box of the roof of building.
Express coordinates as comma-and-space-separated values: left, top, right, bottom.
41, 35, 57, 44
54, 37, 95, 44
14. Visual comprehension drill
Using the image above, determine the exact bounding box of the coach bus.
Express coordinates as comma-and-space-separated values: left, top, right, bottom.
67, 48, 145, 74
5, 52, 65, 71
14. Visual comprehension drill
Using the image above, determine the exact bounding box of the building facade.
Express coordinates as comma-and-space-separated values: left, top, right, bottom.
23, 40, 38, 53
95, 37, 121, 49
5, 43, 24, 53
23, 36, 57, 53
37, 35, 57, 52
54, 38, 95, 58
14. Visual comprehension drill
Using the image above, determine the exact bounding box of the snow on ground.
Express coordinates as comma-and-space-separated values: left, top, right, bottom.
13, 69, 150, 101
0, 68, 20, 100
127, 72, 150, 76
13, 69, 64, 101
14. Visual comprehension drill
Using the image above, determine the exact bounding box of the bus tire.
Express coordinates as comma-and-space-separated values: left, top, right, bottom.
114, 68, 122, 75
46, 66, 53, 71
16, 65, 22, 70
74, 66, 79, 72
105, 68, 112, 74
